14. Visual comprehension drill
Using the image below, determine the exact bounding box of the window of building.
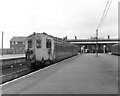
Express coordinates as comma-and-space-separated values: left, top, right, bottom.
36, 39, 41, 48
18, 41, 23, 44
11, 47, 14, 49
28, 40, 32, 48
46, 39, 51, 48
15, 42, 18, 44
11, 42, 14, 45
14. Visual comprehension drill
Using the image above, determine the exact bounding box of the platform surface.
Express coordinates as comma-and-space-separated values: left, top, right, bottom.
0, 54, 25, 60
1, 54, 118, 94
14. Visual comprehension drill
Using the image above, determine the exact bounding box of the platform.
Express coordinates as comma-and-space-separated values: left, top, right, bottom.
0, 54, 25, 67
1, 54, 118, 94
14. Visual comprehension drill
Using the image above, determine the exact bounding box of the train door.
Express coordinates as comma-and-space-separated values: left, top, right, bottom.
35, 38, 42, 61
46, 39, 53, 60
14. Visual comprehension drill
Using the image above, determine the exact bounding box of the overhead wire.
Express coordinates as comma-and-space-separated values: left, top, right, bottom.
97, 0, 109, 29
97, 0, 112, 30
99, 0, 112, 29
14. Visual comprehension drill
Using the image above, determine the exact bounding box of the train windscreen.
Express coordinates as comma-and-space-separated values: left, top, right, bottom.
36, 39, 41, 48
28, 40, 32, 48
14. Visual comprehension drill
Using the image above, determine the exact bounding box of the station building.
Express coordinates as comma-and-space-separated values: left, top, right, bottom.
10, 37, 27, 54
66, 38, 120, 53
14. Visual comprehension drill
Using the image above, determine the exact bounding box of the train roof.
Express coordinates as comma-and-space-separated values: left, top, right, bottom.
27, 32, 73, 45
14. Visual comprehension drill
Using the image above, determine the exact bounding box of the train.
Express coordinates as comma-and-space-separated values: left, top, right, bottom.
25, 32, 79, 70
111, 43, 120, 56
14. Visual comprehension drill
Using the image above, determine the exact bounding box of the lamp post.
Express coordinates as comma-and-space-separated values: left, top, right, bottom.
96, 29, 98, 57
1, 31, 4, 55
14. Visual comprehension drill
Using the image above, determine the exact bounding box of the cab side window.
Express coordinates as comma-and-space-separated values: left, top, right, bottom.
36, 39, 41, 48
46, 39, 51, 48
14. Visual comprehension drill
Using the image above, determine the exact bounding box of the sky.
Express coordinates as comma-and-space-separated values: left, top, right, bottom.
0, 0, 118, 48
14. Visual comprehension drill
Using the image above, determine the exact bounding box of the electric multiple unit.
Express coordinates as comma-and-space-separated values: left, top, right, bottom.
111, 43, 120, 56
25, 32, 79, 69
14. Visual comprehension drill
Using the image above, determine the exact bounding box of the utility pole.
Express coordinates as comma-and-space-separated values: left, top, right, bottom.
96, 29, 98, 57
1, 31, 4, 56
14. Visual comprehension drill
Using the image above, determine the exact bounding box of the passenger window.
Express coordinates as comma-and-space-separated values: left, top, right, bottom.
28, 40, 32, 48
46, 39, 51, 48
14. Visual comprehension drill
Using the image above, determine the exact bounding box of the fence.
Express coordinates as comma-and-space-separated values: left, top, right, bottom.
0, 48, 25, 55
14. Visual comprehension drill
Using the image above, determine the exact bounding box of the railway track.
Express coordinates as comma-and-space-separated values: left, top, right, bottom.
0, 68, 32, 84
0, 62, 52, 84
0, 61, 60, 84
0, 61, 32, 84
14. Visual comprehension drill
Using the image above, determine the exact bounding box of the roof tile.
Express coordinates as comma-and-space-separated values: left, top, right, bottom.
10, 37, 27, 42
